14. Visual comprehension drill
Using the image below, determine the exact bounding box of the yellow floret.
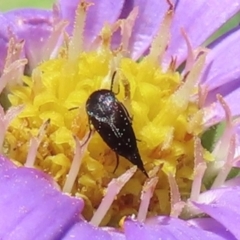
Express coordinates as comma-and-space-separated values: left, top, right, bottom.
5, 47, 202, 225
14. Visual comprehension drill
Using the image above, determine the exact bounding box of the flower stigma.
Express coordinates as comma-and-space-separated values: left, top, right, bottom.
3, 2, 210, 227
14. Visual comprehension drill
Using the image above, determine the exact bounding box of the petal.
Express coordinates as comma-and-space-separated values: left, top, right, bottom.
0, 154, 16, 172
62, 221, 113, 240
58, 0, 124, 45
164, 0, 240, 66
0, 155, 84, 240
202, 26, 240, 96
119, 0, 173, 60
188, 218, 236, 240
4, 9, 54, 72
62, 223, 126, 240
124, 216, 225, 240
191, 187, 240, 240
200, 26, 240, 122
102, 227, 126, 240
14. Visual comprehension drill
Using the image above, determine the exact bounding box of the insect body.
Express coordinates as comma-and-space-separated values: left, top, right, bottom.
86, 89, 148, 177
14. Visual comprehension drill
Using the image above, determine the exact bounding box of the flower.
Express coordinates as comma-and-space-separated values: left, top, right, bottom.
0, 0, 240, 239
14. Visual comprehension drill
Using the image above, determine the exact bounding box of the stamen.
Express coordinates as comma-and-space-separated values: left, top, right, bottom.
90, 166, 137, 226
198, 84, 208, 108
168, 56, 177, 72
25, 119, 50, 168
204, 95, 235, 183
0, 59, 27, 94
42, 20, 68, 61
99, 24, 113, 50
68, 0, 92, 60
91, 21, 120, 51
172, 53, 206, 112
137, 166, 159, 222
187, 110, 203, 135
4, 37, 24, 71
0, 105, 24, 152
63, 132, 93, 193
181, 28, 209, 75
181, 28, 194, 74
137, 177, 158, 222
168, 173, 185, 217
162, 127, 174, 150
218, 95, 232, 127
190, 138, 206, 201
120, 7, 139, 56
148, 6, 173, 65
31, 68, 43, 96
211, 134, 236, 189
212, 95, 233, 162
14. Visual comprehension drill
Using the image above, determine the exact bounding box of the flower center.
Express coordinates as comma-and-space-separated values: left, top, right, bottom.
3, 3, 205, 226
5, 49, 202, 225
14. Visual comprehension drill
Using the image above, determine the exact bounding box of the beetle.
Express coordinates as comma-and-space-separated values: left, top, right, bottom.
85, 72, 148, 177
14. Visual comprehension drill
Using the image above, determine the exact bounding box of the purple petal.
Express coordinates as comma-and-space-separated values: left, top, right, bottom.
58, 0, 124, 46
202, 26, 240, 98
62, 221, 112, 240
0, 154, 16, 172
164, 0, 240, 66
198, 26, 240, 124
0, 155, 84, 240
102, 227, 126, 240
4, 9, 54, 72
124, 216, 225, 240
119, 0, 174, 60
188, 218, 236, 240
191, 187, 240, 240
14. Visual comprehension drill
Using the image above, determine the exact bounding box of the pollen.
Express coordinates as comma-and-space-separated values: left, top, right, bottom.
4, 3, 206, 227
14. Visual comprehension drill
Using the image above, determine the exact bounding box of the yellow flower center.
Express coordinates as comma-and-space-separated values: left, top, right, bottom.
4, 4, 205, 226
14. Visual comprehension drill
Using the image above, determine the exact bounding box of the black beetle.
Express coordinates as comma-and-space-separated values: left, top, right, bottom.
85, 72, 148, 177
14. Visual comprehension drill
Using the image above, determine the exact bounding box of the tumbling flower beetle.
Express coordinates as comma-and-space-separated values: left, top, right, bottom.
85, 72, 148, 177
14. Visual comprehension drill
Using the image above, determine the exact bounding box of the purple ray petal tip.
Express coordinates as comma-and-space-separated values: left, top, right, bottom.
191, 187, 240, 240
0, 155, 84, 240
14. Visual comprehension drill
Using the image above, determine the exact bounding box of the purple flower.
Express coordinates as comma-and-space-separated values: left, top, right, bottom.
0, 0, 240, 239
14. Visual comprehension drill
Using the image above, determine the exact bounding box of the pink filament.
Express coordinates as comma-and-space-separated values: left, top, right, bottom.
90, 166, 137, 226
63, 132, 92, 193
190, 137, 206, 201
137, 176, 158, 222
25, 119, 50, 168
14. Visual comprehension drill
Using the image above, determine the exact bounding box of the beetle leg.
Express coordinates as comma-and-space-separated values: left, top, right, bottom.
113, 153, 119, 173
68, 106, 79, 111
80, 129, 93, 147
80, 119, 95, 147
110, 71, 117, 92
